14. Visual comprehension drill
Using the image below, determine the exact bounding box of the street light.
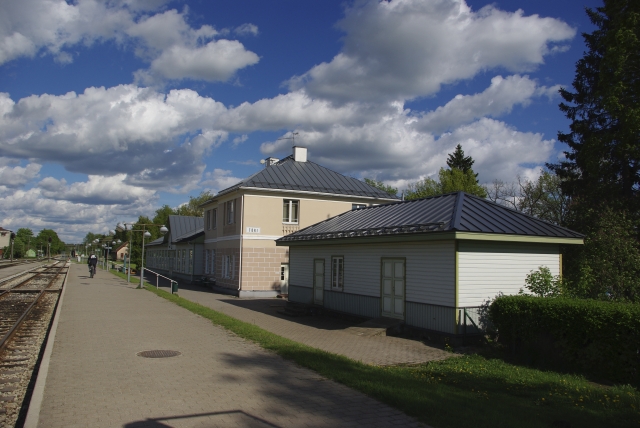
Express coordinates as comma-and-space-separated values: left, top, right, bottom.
116, 222, 168, 288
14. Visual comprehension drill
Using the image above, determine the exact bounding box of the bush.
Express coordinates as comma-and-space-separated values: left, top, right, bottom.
489, 295, 640, 384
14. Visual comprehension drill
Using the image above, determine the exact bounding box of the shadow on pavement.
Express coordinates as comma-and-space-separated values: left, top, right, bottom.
142, 272, 364, 332
123, 410, 281, 428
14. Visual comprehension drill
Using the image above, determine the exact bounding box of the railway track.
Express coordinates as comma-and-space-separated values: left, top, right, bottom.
0, 261, 67, 427
0, 260, 42, 271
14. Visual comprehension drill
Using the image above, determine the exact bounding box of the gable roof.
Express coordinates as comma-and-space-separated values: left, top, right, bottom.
278, 191, 584, 243
146, 215, 204, 246
212, 155, 400, 200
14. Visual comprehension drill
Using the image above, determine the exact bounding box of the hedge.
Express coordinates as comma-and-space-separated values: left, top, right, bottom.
489, 295, 640, 384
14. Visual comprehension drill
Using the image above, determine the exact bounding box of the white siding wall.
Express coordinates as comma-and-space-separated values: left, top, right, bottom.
289, 240, 455, 306
457, 240, 560, 307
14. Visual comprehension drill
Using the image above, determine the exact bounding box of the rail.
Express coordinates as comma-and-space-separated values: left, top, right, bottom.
143, 268, 178, 294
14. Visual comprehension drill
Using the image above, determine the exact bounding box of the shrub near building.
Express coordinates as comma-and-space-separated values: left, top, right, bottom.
489, 295, 640, 385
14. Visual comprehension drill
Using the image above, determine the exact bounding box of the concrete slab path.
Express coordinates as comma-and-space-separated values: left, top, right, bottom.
31, 264, 428, 427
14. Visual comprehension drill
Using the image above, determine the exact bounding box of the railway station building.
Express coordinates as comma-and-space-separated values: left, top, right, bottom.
200, 146, 399, 297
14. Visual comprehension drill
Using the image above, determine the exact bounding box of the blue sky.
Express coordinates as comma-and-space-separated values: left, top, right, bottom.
0, 0, 600, 242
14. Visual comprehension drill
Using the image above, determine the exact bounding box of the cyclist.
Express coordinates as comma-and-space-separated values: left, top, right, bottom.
88, 253, 98, 278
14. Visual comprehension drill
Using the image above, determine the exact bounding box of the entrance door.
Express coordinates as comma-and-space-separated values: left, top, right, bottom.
313, 259, 324, 305
381, 258, 405, 319
280, 263, 289, 294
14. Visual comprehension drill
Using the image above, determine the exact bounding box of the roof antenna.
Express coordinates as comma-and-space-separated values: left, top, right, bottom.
277, 131, 299, 147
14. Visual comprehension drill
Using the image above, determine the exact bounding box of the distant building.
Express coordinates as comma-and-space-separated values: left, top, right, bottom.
0, 227, 11, 258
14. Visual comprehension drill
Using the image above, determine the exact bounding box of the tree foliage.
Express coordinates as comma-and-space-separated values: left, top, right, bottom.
363, 178, 398, 197
175, 191, 214, 217
485, 170, 570, 225
405, 168, 487, 200
563, 207, 640, 302
549, 0, 640, 226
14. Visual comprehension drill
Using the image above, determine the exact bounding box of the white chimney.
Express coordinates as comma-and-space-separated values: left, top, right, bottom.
261, 157, 279, 167
293, 146, 307, 162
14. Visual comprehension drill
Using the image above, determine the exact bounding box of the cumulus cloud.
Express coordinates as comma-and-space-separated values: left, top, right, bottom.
0, 86, 228, 191
234, 23, 259, 36
415, 75, 554, 134
0, 162, 41, 189
0, 1, 259, 83
38, 174, 155, 205
200, 168, 242, 193
260, 103, 555, 185
0, 186, 157, 242
289, 0, 575, 103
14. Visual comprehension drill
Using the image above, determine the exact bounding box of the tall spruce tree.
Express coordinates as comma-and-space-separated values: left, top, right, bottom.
550, 0, 639, 227
446, 144, 479, 182
549, 0, 640, 301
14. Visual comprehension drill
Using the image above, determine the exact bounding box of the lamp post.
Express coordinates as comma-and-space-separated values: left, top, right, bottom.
116, 222, 168, 289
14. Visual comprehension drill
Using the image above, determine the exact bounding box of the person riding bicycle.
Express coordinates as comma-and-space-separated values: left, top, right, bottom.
88, 253, 98, 277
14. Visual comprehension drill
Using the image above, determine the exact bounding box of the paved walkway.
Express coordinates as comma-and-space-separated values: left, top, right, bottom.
31, 264, 427, 427
148, 277, 452, 367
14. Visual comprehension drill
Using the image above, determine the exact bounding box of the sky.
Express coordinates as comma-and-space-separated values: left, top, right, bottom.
0, 0, 601, 243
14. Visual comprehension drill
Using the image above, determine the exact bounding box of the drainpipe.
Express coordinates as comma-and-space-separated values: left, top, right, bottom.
238, 194, 244, 291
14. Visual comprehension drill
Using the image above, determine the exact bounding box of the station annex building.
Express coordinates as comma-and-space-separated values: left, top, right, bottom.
145, 146, 399, 297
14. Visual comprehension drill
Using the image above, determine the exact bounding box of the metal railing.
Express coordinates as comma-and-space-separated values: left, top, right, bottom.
143, 268, 179, 294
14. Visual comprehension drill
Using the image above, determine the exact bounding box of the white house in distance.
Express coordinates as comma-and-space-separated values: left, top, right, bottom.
200, 146, 399, 297
277, 192, 584, 337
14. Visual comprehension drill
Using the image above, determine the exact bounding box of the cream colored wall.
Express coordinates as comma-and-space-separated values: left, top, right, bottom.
457, 240, 560, 307
242, 192, 381, 237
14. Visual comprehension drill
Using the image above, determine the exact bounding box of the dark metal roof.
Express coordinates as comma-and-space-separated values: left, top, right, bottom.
215, 156, 399, 200
146, 236, 165, 247
147, 215, 204, 246
278, 192, 584, 243
174, 228, 204, 243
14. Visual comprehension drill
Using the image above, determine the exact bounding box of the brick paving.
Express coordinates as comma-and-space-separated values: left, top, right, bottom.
153, 280, 453, 367
33, 264, 429, 427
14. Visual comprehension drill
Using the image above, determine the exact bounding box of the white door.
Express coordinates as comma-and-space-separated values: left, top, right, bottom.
280, 264, 289, 294
381, 259, 405, 319
313, 259, 324, 305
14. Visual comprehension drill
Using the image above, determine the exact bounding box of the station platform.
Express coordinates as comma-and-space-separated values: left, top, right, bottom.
27, 264, 427, 427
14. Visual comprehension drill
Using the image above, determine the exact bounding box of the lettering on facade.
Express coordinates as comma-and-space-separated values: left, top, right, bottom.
246, 227, 260, 234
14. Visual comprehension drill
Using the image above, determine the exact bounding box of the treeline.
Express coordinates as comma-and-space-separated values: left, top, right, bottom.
2, 228, 65, 258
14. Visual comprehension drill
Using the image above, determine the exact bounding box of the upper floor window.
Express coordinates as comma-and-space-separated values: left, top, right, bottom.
283, 199, 299, 224
226, 200, 235, 224
206, 210, 211, 230
352, 204, 367, 210
212, 208, 217, 229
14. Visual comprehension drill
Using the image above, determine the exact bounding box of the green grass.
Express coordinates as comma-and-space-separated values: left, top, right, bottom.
108, 270, 640, 427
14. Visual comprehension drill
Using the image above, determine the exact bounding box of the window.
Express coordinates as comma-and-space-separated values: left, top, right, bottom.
282, 199, 299, 223
188, 249, 193, 274
181, 249, 186, 273
352, 204, 367, 210
206, 210, 211, 230
212, 209, 217, 229
331, 256, 344, 290
211, 250, 216, 278
205, 250, 210, 274
226, 200, 235, 224
223, 255, 234, 279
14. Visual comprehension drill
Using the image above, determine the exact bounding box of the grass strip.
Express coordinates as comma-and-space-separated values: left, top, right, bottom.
109, 270, 640, 428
